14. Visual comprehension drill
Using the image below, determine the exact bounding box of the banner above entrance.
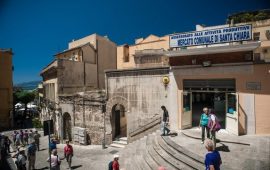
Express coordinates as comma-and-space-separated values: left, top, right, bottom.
170, 24, 252, 48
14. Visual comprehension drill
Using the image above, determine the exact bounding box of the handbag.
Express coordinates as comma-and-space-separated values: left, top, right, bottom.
208, 115, 221, 132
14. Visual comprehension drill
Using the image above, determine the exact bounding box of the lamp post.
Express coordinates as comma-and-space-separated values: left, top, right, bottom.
102, 100, 106, 149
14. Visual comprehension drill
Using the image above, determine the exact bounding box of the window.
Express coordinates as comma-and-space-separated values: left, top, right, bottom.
253, 32, 260, 41
227, 94, 236, 114
183, 92, 191, 112
254, 53, 261, 61
123, 45, 129, 62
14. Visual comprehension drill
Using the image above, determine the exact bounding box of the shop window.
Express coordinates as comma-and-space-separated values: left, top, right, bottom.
253, 32, 260, 41
227, 94, 236, 114
183, 92, 191, 112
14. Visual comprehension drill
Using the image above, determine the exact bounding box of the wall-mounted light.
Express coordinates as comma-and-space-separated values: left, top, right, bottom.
162, 76, 170, 86
202, 61, 211, 67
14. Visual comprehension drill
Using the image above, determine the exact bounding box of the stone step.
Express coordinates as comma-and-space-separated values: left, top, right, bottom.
110, 143, 126, 148
162, 134, 205, 164
145, 136, 159, 170
119, 137, 128, 142
157, 135, 204, 170
152, 135, 187, 170
147, 135, 176, 170
113, 140, 128, 145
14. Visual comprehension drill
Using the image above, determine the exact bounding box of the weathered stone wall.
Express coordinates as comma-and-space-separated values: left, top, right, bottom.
106, 67, 170, 142
58, 91, 108, 145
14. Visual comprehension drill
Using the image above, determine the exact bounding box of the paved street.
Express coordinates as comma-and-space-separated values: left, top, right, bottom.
3, 130, 123, 170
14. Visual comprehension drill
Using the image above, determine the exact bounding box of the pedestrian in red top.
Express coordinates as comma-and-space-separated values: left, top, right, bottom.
64, 140, 73, 169
112, 154, 119, 170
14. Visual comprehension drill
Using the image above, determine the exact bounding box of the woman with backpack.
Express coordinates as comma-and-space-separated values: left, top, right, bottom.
47, 149, 61, 170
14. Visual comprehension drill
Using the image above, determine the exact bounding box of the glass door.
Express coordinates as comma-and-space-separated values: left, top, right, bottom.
182, 91, 192, 129
225, 93, 239, 135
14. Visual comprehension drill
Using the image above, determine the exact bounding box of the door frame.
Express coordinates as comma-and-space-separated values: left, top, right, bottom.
181, 91, 192, 129
225, 93, 239, 135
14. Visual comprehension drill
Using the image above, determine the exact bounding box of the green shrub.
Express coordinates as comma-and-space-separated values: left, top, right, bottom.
32, 118, 43, 128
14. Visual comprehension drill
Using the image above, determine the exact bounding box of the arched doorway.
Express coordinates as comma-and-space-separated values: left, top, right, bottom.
111, 104, 127, 140
63, 112, 72, 141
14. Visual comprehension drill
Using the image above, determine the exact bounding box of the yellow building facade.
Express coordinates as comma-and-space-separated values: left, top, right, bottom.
0, 49, 13, 130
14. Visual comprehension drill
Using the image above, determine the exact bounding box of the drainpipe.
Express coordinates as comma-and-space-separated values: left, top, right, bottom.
96, 39, 99, 88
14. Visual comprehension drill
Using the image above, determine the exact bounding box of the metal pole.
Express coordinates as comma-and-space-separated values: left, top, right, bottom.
48, 120, 52, 170
102, 102, 106, 149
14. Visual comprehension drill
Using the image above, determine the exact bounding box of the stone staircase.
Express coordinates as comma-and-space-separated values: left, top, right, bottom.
119, 132, 205, 170
110, 137, 128, 148
119, 128, 270, 170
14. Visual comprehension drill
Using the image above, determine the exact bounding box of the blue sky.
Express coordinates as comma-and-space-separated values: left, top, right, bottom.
0, 0, 269, 84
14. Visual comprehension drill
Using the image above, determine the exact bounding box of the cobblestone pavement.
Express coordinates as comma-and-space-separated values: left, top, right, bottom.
2, 130, 123, 170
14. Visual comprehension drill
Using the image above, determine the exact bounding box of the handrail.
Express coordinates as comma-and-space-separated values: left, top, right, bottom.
129, 116, 161, 137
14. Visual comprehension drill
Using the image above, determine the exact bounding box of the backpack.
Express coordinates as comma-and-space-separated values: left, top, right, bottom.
208, 114, 221, 132
28, 145, 36, 156
108, 161, 113, 170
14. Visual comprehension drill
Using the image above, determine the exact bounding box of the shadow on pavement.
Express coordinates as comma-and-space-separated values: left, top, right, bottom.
38, 148, 47, 151
169, 132, 178, 137
216, 143, 230, 152
72, 165, 83, 169
35, 166, 49, 170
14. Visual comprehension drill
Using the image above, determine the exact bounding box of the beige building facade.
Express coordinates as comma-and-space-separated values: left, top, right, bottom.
40, 34, 117, 142
106, 19, 270, 143
0, 49, 13, 130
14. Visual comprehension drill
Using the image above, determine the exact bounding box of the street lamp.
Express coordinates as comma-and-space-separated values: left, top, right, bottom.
102, 100, 106, 149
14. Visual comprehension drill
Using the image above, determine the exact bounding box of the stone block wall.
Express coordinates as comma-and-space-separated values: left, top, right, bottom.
59, 91, 108, 145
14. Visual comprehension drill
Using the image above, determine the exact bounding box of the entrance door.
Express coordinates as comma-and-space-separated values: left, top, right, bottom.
182, 91, 192, 128
63, 112, 72, 141
225, 93, 239, 135
115, 110, 121, 138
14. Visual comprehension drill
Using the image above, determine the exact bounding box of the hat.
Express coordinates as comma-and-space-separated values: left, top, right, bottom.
113, 154, 119, 159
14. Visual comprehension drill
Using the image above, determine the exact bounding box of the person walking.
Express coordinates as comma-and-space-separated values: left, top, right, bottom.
27, 141, 37, 170
204, 139, 222, 170
208, 109, 220, 148
64, 140, 73, 169
47, 149, 61, 170
15, 132, 21, 148
3, 136, 11, 154
23, 130, 29, 145
199, 107, 210, 144
112, 154, 120, 170
161, 106, 170, 136
12, 131, 17, 145
19, 130, 24, 146
16, 148, 27, 170
33, 131, 41, 151
28, 130, 34, 144
49, 139, 57, 152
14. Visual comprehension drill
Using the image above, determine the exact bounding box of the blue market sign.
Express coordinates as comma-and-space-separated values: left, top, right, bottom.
170, 24, 252, 47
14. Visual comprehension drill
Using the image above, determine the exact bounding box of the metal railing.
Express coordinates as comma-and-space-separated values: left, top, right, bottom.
129, 116, 161, 137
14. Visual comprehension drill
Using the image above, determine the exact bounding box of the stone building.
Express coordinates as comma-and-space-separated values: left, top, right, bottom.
105, 19, 270, 144
40, 34, 116, 143
0, 48, 13, 130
